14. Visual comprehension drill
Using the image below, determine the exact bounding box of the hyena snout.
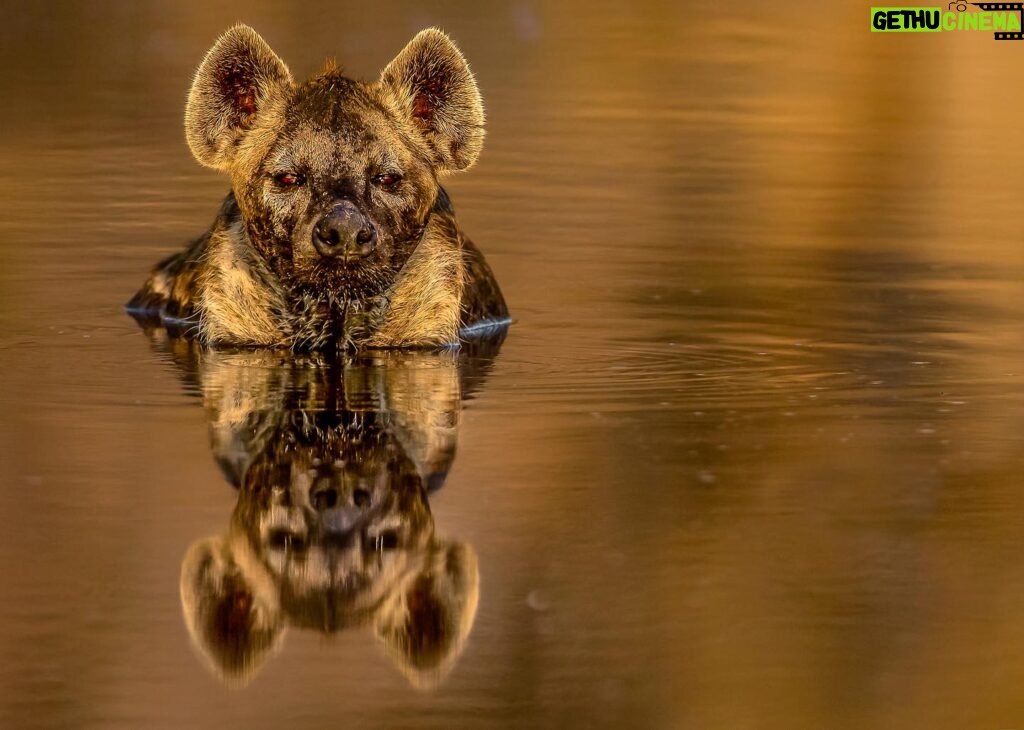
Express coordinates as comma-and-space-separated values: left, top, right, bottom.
312, 202, 377, 260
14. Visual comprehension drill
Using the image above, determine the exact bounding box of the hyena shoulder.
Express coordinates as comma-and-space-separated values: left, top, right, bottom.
196, 211, 290, 347
127, 194, 287, 345
368, 189, 509, 346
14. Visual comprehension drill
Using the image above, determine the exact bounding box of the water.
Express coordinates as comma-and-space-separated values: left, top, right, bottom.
3, 2, 1024, 728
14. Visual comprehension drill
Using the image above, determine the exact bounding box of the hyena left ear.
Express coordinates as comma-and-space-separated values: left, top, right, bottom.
185, 25, 294, 171
380, 28, 485, 174
373, 540, 480, 689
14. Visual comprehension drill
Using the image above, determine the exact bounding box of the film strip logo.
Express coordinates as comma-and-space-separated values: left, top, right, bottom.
957, 2, 1024, 38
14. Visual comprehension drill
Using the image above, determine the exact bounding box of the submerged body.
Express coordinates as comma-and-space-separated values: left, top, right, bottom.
127, 25, 509, 350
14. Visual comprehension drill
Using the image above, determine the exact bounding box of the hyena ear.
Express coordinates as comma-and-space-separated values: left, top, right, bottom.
185, 25, 293, 171
373, 540, 480, 689
380, 28, 485, 174
179, 535, 285, 685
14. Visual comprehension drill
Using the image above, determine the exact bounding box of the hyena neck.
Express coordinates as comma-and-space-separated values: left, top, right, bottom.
198, 194, 465, 350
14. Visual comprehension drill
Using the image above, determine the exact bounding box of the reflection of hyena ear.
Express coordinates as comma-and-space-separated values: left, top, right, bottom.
374, 540, 480, 690
185, 24, 293, 171
179, 535, 284, 685
380, 28, 485, 174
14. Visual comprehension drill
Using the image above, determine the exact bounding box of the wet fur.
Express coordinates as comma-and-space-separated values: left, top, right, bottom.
128, 26, 508, 350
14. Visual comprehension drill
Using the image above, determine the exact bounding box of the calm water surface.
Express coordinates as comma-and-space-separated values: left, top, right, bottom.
3, 2, 1024, 728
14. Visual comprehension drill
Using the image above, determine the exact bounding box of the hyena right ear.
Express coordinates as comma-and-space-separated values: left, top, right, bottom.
380, 29, 485, 174
185, 25, 293, 171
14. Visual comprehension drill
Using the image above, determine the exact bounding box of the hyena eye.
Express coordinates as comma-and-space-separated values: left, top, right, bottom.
371, 172, 402, 189
273, 172, 305, 187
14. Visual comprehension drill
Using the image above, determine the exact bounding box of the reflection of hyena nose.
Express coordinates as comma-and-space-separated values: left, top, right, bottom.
312, 202, 377, 259
310, 479, 373, 534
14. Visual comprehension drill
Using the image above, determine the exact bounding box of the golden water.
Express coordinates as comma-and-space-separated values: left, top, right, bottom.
2, 2, 1024, 728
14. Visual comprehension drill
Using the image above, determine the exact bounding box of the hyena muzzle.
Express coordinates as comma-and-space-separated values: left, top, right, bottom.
127, 25, 509, 350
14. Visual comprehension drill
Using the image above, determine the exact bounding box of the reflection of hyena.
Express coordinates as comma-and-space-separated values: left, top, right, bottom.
176, 345, 493, 688
128, 25, 508, 350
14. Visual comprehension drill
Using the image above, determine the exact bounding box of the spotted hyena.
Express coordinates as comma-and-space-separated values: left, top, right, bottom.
128, 25, 509, 350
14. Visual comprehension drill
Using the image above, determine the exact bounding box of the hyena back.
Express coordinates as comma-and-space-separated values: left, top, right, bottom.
127, 26, 509, 350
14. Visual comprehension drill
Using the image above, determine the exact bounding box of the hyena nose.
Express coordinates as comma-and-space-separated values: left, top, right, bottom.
312, 202, 377, 259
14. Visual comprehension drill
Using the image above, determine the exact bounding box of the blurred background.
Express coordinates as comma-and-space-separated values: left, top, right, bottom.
2, 1, 1024, 728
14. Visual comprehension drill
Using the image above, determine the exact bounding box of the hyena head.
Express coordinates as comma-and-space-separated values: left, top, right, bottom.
184, 25, 484, 300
